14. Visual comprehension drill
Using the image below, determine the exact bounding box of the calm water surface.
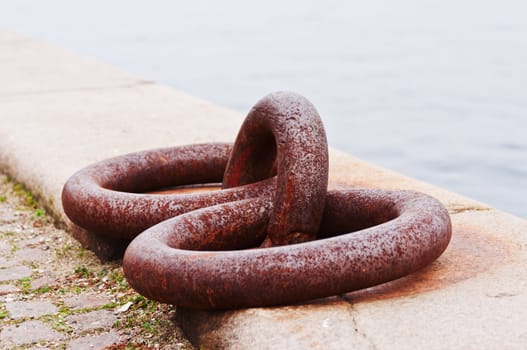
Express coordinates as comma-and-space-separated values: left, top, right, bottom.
1, 0, 526, 218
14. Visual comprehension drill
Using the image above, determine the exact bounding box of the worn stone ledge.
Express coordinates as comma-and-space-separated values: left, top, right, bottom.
1, 27, 526, 349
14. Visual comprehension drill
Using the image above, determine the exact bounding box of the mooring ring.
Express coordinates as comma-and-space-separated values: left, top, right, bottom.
223, 91, 329, 245
61, 143, 274, 239
62, 91, 452, 310
122, 189, 451, 310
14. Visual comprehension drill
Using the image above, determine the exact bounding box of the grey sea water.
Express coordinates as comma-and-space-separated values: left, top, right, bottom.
1, 0, 525, 218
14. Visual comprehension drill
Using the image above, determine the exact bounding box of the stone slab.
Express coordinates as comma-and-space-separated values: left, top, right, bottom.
67, 331, 121, 350
177, 298, 373, 350
30, 275, 57, 289
349, 210, 527, 350
66, 309, 117, 333
0, 265, 32, 282
5, 300, 58, 319
0, 27, 140, 96
0, 284, 19, 295
63, 294, 112, 310
1, 27, 527, 349
0, 320, 63, 346
13, 247, 49, 263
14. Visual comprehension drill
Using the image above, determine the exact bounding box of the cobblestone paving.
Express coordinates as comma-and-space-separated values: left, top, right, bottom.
0, 174, 194, 349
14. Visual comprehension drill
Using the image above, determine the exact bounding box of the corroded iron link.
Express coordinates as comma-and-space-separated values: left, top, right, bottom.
123, 190, 451, 309
62, 91, 452, 310
62, 143, 274, 238
223, 92, 329, 246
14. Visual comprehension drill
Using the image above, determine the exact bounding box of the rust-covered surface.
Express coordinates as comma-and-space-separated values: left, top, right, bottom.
123, 189, 451, 309
62, 91, 452, 310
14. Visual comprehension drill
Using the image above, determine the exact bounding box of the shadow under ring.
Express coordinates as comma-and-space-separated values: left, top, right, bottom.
123, 189, 452, 310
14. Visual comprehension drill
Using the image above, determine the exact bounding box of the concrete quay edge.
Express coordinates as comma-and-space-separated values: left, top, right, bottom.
1, 27, 526, 349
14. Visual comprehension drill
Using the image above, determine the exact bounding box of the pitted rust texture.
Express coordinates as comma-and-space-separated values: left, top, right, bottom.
223, 92, 329, 246
123, 190, 451, 309
62, 91, 452, 310
62, 143, 274, 239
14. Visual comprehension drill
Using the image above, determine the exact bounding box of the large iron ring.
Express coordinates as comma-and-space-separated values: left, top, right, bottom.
123, 189, 451, 309
62, 91, 452, 310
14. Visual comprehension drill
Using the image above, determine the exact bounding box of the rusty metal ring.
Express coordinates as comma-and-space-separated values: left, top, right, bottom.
223, 92, 329, 245
122, 189, 451, 309
62, 91, 452, 310
61, 143, 275, 239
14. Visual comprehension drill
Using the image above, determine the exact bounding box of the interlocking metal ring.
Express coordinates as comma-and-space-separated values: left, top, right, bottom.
62, 91, 452, 310
62, 143, 273, 239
